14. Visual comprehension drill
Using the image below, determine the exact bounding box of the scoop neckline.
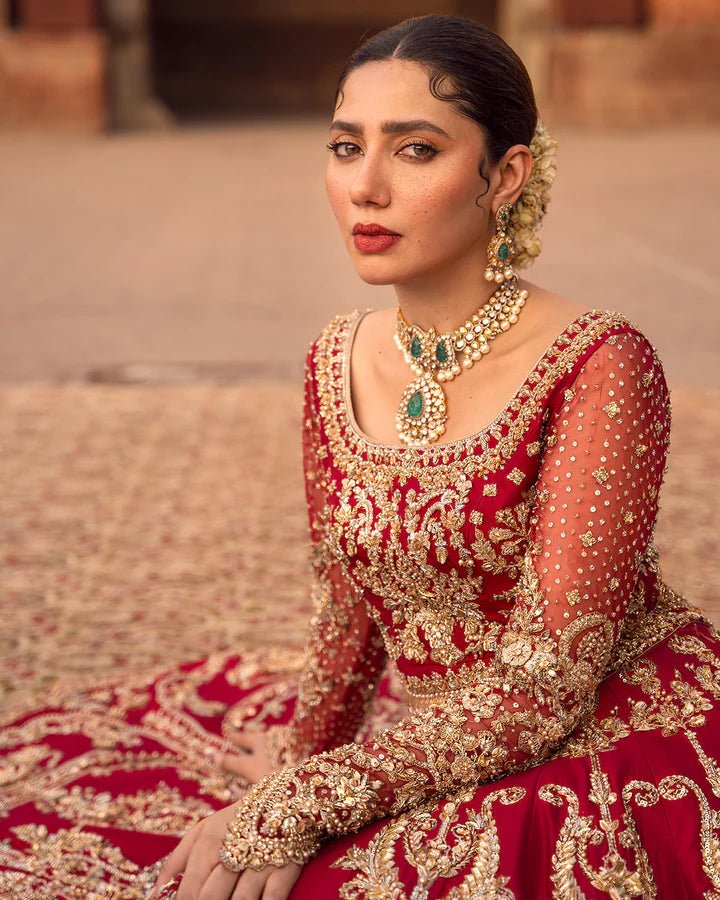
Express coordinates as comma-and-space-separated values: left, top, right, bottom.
341, 306, 606, 454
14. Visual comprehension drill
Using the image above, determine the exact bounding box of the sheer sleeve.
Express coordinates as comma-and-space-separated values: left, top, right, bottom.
221, 328, 672, 871
265, 341, 388, 768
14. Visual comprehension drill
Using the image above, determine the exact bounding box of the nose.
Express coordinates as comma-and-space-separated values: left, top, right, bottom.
348, 151, 391, 207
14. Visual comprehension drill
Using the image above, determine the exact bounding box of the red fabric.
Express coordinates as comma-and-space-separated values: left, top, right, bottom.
2, 309, 719, 898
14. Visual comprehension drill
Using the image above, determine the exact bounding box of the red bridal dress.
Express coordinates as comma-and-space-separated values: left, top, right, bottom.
2, 309, 719, 899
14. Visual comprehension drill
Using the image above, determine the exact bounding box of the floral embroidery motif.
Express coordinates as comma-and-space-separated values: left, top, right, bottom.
333, 784, 525, 899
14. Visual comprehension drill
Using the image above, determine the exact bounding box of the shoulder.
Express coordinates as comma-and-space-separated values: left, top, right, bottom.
498, 282, 666, 391
522, 285, 664, 373
554, 311, 671, 433
572, 312, 668, 387
520, 284, 670, 413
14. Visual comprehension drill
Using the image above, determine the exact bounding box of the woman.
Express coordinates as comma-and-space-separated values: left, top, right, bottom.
2, 15, 719, 900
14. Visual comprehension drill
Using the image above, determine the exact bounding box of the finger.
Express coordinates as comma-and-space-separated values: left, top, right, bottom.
225, 730, 262, 752
151, 874, 183, 899
149, 826, 201, 898
176, 834, 225, 900
220, 752, 257, 778
196, 860, 241, 900
263, 864, 302, 900
231, 866, 271, 899
220, 753, 252, 778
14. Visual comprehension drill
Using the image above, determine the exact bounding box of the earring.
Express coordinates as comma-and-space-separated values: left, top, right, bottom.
484, 203, 515, 284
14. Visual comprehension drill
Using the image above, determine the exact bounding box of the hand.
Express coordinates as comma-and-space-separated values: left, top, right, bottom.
146, 800, 301, 899
219, 729, 279, 783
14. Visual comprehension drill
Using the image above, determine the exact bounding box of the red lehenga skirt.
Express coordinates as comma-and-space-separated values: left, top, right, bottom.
2, 614, 720, 899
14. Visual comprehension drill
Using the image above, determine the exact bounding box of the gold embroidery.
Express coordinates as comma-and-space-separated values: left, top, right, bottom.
593, 466, 610, 485
333, 784, 525, 899
35, 781, 216, 833
540, 754, 655, 897
2, 823, 146, 898
470, 491, 536, 581
623, 776, 720, 894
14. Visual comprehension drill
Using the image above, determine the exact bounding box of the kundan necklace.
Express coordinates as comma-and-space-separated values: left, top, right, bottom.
393, 275, 529, 445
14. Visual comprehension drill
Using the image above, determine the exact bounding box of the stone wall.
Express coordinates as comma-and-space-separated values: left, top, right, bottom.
649, 0, 720, 26
545, 0, 720, 127
547, 23, 720, 127
0, 27, 105, 129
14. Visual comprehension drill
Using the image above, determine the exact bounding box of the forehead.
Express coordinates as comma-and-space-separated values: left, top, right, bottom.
334, 59, 477, 138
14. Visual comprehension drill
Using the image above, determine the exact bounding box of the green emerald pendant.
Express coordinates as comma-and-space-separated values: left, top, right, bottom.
407, 391, 424, 418
410, 336, 422, 358
435, 340, 448, 364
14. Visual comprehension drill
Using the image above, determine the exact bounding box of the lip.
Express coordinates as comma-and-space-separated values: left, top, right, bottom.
352, 222, 401, 236
353, 233, 402, 253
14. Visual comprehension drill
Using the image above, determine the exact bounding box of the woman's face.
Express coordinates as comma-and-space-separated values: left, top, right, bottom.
325, 59, 494, 286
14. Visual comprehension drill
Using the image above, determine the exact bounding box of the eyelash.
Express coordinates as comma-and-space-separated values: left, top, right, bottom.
325, 140, 439, 162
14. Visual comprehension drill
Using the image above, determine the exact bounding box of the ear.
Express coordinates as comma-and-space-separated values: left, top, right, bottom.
491, 143, 533, 214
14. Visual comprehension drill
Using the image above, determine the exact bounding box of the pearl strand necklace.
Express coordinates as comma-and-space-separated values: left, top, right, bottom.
393, 277, 529, 445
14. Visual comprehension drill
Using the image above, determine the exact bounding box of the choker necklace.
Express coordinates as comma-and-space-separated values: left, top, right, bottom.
393, 276, 529, 445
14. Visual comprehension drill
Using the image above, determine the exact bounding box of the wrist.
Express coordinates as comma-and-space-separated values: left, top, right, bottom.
219, 770, 321, 872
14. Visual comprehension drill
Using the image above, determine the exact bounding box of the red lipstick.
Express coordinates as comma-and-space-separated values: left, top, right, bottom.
352, 222, 402, 254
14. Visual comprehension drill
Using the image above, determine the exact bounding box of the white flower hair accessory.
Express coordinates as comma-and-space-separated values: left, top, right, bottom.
508, 120, 558, 270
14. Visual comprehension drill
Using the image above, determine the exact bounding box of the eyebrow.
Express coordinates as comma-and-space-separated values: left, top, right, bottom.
329, 119, 452, 139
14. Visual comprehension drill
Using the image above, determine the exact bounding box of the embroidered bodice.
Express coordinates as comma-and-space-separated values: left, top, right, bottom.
221, 308, 701, 872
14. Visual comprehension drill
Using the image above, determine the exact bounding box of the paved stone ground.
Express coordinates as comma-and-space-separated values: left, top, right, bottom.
0, 120, 719, 385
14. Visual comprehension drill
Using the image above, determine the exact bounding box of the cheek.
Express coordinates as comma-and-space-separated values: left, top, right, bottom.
400, 168, 481, 233
325, 167, 348, 216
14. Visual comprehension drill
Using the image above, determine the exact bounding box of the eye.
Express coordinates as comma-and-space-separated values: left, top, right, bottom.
399, 141, 438, 161
326, 140, 360, 158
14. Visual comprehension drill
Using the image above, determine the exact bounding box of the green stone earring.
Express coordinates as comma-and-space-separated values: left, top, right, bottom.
485, 203, 515, 285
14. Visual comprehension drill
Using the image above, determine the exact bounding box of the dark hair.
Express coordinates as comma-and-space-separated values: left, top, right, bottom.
333, 15, 538, 199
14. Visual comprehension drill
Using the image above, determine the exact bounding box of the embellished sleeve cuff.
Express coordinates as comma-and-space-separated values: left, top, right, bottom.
220, 755, 388, 872
219, 769, 322, 872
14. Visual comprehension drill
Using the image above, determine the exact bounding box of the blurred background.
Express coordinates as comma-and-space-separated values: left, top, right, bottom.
1, 1, 719, 707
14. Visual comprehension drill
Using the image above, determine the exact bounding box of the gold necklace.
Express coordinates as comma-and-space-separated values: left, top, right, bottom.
393, 276, 529, 445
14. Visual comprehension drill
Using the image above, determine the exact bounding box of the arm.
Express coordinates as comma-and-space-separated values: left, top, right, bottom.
265, 342, 388, 767
222, 329, 671, 871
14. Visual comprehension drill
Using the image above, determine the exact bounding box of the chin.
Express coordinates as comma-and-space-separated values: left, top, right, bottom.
351, 255, 416, 286
354, 268, 399, 286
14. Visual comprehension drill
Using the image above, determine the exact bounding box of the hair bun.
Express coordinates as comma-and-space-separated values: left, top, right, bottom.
509, 121, 558, 270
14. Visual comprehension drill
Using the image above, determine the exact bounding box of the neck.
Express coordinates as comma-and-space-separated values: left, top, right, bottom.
393, 257, 504, 333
